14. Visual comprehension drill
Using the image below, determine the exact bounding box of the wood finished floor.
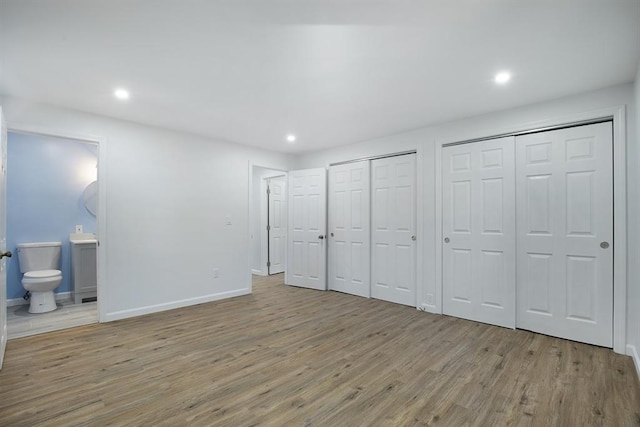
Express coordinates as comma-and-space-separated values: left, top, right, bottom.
1, 274, 639, 426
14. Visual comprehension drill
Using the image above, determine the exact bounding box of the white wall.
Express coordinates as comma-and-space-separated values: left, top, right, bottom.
0, 95, 296, 321
298, 82, 637, 352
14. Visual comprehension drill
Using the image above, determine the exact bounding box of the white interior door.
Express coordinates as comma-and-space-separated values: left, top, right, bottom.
286, 168, 327, 290
371, 154, 416, 306
267, 176, 286, 275
516, 122, 613, 347
0, 108, 7, 369
328, 161, 370, 298
442, 137, 516, 328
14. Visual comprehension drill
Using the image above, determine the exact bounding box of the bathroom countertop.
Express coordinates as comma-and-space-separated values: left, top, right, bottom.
69, 233, 97, 244
70, 239, 97, 244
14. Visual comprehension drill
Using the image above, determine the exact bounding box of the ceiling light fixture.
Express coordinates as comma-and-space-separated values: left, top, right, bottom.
286, 134, 296, 143
494, 72, 511, 84
114, 88, 130, 100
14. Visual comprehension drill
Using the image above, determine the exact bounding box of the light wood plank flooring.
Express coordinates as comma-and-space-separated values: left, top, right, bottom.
7, 300, 97, 339
1, 274, 638, 426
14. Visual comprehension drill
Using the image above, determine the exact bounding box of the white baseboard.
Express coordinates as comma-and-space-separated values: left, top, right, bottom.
7, 292, 72, 307
103, 288, 251, 322
251, 269, 266, 276
626, 344, 640, 380
0, 332, 6, 369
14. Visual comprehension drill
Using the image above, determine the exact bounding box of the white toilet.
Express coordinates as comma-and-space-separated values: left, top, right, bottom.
16, 242, 63, 314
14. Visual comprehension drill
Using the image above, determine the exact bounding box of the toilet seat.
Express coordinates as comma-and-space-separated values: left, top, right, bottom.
24, 269, 62, 279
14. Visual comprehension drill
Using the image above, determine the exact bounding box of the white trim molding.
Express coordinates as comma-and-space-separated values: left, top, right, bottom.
627, 345, 640, 379
104, 288, 251, 322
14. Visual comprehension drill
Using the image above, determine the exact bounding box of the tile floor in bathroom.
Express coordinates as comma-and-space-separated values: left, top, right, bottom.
7, 300, 98, 339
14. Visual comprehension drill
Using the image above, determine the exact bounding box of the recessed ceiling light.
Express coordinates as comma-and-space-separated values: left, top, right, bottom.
286, 134, 296, 143
114, 88, 130, 100
494, 72, 511, 84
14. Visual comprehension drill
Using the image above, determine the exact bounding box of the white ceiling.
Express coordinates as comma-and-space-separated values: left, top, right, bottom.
1, 1, 639, 153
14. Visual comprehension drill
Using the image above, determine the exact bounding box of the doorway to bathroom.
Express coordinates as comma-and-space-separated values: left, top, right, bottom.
5, 131, 100, 338
250, 165, 288, 280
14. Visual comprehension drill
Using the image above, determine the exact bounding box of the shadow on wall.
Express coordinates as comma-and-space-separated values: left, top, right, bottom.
6, 132, 97, 301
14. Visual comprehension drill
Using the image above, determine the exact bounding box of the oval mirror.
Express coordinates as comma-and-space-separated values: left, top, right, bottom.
83, 181, 98, 216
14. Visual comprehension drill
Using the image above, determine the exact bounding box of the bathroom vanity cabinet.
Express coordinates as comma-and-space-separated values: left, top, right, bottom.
71, 240, 97, 304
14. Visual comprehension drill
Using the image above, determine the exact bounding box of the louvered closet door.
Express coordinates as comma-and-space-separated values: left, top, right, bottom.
516, 122, 613, 347
371, 154, 417, 306
328, 161, 371, 298
442, 137, 516, 328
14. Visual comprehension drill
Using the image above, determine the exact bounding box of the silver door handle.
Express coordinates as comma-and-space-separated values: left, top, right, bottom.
411, 235, 416, 241
600, 241, 609, 249
444, 237, 450, 243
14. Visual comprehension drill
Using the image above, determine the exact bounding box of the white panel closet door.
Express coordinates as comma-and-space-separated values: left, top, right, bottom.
516, 122, 613, 347
371, 154, 416, 306
328, 161, 370, 297
268, 176, 286, 275
286, 168, 327, 290
442, 137, 516, 328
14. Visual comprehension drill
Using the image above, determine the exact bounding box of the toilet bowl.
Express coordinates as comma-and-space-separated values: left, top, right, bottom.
16, 242, 63, 314
22, 269, 63, 313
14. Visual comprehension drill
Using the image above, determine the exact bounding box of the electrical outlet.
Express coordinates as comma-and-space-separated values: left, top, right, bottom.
213, 268, 219, 278
75, 225, 83, 233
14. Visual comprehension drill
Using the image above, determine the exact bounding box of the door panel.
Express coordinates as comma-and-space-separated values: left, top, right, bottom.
516, 122, 613, 347
371, 154, 416, 306
286, 168, 327, 290
328, 161, 370, 297
0, 108, 6, 368
442, 137, 516, 328
267, 176, 286, 274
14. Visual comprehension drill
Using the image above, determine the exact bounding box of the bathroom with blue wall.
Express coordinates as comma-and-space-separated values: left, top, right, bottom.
6, 132, 97, 302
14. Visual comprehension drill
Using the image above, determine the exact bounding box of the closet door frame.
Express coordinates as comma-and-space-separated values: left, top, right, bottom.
435, 106, 627, 355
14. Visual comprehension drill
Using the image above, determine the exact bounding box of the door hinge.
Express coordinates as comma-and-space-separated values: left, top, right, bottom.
267, 261, 271, 267
267, 225, 271, 231
267, 187, 271, 195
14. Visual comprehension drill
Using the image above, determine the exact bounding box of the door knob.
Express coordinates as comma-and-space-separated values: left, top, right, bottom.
0, 251, 12, 259
411, 235, 416, 241
330, 232, 334, 237
444, 237, 450, 243
600, 241, 610, 249
318, 235, 325, 240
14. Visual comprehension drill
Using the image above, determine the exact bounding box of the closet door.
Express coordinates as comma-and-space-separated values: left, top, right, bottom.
442, 137, 516, 328
516, 122, 613, 347
371, 154, 417, 306
328, 161, 370, 297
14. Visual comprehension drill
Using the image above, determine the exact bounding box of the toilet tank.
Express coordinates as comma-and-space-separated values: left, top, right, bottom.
16, 242, 62, 273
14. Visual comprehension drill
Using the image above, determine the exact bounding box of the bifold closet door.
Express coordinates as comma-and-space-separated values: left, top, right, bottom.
267, 176, 286, 275
328, 161, 370, 297
371, 154, 417, 306
286, 168, 327, 291
516, 122, 613, 347
442, 137, 516, 328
